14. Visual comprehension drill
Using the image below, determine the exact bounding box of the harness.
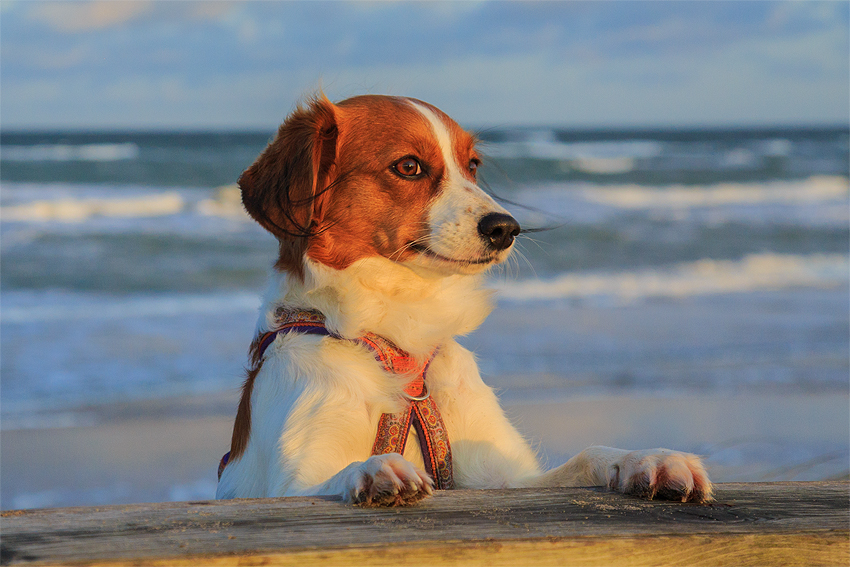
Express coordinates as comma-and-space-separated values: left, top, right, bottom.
218, 309, 454, 490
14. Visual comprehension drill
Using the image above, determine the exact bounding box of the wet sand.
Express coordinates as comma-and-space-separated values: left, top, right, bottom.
2, 390, 847, 510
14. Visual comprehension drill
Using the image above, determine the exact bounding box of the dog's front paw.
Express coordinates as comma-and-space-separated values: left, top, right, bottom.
347, 453, 434, 506
609, 449, 712, 503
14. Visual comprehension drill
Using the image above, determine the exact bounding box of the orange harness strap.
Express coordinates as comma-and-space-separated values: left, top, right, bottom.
219, 309, 454, 490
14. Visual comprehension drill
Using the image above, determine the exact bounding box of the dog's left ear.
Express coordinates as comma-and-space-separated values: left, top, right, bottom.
239, 94, 339, 278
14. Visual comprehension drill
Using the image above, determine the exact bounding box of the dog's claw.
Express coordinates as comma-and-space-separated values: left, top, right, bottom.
610, 449, 713, 504
349, 453, 433, 507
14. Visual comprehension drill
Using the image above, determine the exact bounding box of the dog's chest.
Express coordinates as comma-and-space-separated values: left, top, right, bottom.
401, 430, 426, 469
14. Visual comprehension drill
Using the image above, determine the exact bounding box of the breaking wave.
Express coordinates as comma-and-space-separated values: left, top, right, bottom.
1, 143, 140, 162
495, 253, 849, 303
581, 176, 848, 209
0, 192, 185, 222
0, 184, 249, 223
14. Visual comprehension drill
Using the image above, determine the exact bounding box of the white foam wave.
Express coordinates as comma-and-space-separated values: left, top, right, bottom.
0, 292, 260, 324
0, 192, 185, 222
483, 133, 662, 166
1, 412, 99, 431
7, 484, 135, 510
1, 143, 140, 162
495, 253, 849, 303
195, 184, 250, 219
0, 184, 253, 223
582, 176, 849, 209
512, 176, 850, 227
571, 157, 636, 174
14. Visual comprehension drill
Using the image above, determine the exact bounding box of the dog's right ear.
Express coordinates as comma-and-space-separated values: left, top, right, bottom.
239, 95, 338, 278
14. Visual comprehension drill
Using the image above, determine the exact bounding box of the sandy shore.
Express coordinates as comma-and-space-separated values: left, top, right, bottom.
2, 390, 847, 510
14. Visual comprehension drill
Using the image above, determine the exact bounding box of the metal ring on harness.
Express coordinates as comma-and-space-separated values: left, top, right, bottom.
404, 382, 430, 401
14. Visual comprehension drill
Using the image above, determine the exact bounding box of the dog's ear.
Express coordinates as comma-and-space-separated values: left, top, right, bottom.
239, 95, 339, 277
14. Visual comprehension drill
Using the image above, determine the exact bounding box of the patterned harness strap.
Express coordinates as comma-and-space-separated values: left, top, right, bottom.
218, 308, 454, 490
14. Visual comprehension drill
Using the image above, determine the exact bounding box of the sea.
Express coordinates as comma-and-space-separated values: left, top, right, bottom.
1, 126, 848, 508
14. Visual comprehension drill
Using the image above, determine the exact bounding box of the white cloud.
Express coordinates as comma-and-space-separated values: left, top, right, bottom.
1, 0, 847, 128
24, 0, 238, 33
4, 42, 93, 71
766, 0, 845, 30
27, 1, 154, 33
188, 1, 235, 22
615, 17, 692, 45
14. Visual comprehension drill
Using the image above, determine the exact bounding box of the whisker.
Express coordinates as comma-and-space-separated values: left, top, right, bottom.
388, 234, 430, 261
517, 233, 551, 254
520, 224, 566, 234
512, 246, 536, 278
502, 252, 517, 281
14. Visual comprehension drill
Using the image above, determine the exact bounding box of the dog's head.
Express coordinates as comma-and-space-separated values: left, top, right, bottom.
240, 94, 520, 279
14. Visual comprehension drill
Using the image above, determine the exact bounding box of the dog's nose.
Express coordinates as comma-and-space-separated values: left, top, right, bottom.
478, 213, 521, 251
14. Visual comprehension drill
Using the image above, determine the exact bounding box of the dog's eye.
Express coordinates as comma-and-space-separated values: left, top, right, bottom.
392, 158, 423, 179
468, 159, 480, 177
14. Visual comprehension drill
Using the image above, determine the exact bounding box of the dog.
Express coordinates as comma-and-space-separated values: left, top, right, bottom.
215, 94, 712, 505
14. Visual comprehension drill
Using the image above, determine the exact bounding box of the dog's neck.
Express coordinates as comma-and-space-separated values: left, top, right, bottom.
257, 256, 494, 357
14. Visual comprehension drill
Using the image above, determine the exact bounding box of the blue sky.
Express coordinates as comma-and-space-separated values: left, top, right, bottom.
1, 0, 848, 129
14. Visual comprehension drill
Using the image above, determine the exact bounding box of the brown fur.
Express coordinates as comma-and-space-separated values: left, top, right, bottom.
307, 96, 442, 269
229, 333, 272, 461
229, 94, 482, 465
239, 94, 482, 277
239, 94, 338, 280
229, 363, 260, 462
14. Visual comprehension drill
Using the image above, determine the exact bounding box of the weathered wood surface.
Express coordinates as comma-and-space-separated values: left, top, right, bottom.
1, 482, 848, 566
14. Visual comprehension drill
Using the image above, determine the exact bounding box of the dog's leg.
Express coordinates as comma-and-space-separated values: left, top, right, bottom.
293, 453, 434, 506
523, 446, 712, 503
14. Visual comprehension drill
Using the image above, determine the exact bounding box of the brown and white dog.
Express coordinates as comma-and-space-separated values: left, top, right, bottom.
215, 94, 712, 505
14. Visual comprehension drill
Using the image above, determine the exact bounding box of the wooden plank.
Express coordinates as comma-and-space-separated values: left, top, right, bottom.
1, 482, 848, 567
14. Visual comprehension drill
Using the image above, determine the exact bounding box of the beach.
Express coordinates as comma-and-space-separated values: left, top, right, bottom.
2, 287, 847, 509
3, 390, 847, 510
1, 126, 847, 510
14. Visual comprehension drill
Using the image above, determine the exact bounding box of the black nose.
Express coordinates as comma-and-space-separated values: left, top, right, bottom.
477, 213, 521, 251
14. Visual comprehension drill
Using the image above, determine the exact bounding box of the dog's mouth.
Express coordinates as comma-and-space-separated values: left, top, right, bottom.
409, 242, 498, 266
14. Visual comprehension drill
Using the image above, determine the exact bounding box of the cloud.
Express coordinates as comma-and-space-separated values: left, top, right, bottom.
1, 0, 847, 128
19, 44, 93, 71
187, 1, 235, 22
27, 1, 154, 33
24, 0, 236, 33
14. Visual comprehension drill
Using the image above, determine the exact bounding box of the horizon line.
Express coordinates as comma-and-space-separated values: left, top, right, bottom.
2, 122, 848, 136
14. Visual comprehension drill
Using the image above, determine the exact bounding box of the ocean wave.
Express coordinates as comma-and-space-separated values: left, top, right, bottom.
512, 176, 850, 227
581, 175, 849, 209
494, 253, 849, 303
195, 184, 250, 219
6, 484, 135, 510
479, 129, 847, 178
0, 184, 251, 223
7, 253, 843, 323
0, 292, 261, 324
0, 192, 185, 222
1, 143, 140, 162
482, 132, 662, 165
1, 412, 99, 431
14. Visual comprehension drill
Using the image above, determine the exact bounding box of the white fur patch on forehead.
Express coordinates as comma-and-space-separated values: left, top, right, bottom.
402, 100, 512, 276
407, 101, 463, 180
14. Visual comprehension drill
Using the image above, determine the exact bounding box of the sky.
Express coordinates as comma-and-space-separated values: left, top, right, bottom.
1, 0, 848, 130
